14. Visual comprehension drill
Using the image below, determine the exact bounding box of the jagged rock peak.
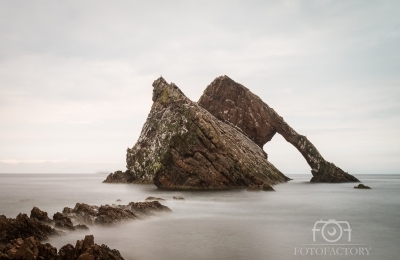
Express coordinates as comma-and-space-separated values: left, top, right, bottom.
152, 77, 187, 103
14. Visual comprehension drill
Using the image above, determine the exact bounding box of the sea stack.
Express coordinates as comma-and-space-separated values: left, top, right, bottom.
104, 76, 359, 188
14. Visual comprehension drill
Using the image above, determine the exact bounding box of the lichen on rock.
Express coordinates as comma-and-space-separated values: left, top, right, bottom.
105, 77, 290, 190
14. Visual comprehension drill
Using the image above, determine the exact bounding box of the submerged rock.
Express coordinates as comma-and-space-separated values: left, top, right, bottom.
354, 184, 371, 189
145, 196, 165, 201
198, 76, 359, 183
105, 77, 290, 190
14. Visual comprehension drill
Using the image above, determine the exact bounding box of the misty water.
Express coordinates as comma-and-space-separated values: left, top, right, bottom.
0, 174, 399, 260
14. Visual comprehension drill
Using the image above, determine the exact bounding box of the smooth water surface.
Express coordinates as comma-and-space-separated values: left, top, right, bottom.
0, 174, 399, 260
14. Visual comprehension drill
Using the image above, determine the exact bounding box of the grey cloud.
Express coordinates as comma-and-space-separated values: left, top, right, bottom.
0, 0, 399, 174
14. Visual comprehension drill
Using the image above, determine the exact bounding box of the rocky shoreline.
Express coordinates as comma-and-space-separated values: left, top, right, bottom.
0, 200, 171, 259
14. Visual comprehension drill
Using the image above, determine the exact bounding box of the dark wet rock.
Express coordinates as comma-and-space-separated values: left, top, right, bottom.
63, 201, 171, 226
73, 224, 89, 230
173, 196, 185, 200
247, 183, 274, 191
310, 168, 359, 183
128, 201, 172, 217
95, 205, 137, 225
116, 199, 121, 202
58, 243, 75, 260
53, 212, 75, 230
354, 184, 371, 189
72, 235, 125, 260
0, 235, 124, 260
0, 236, 57, 260
0, 214, 59, 244
103, 170, 131, 183
198, 75, 359, 183
30, 207, 52, 223
62, 203, 98, 225
108, 77, 289, 190
145, 197, 165, 201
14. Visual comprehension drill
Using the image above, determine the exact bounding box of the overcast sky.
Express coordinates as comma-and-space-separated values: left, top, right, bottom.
0, 0, 399, 175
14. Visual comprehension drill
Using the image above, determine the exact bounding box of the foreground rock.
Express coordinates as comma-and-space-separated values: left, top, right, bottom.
354, 184, 371, 189
60, 235, 124, 260
0, 235, 124, 260
0, 236, 57, 260
0, 214, 59, 244
63, 201, 171, 225
105, 77, 290, 190
198, 76, 359, 183
1, 201, 170, 259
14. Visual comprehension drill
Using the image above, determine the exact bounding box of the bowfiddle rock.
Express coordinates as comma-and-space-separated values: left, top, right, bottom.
104, 76, 359, 189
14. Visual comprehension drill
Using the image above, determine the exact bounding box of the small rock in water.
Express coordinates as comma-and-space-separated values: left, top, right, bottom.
173, 196, 185, 200
354, 184, 371, 189
145, 196, 165, 201
116, 199, 121, 202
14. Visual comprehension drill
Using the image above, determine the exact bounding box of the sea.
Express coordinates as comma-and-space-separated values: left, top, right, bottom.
0, 173, 399, 260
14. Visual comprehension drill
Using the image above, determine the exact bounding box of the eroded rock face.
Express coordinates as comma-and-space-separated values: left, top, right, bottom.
198, 76, 359, 183
112, 77, 290, 190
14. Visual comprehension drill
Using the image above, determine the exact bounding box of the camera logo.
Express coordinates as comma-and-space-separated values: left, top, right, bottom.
312, 219, 352, 243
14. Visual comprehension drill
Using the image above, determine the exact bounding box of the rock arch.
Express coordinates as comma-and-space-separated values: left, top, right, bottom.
198, 76, 359, 182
